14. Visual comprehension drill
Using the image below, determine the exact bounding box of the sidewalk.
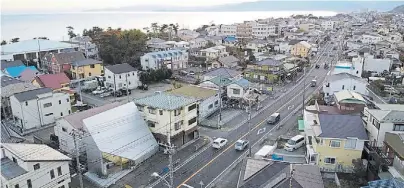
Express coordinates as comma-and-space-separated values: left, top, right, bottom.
109, 136, 212, 188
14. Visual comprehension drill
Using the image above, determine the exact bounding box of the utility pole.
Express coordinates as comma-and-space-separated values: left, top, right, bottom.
126, 74, 130, 102
217, 76, 222, 128
160, 96, 174, 188
302, 67, 306, 114
248, 100, 252, 157
72, 130, 84, 188
76, 62, 83, 105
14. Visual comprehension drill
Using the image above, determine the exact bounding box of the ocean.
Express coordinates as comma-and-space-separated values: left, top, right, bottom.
1, 11, 337, 41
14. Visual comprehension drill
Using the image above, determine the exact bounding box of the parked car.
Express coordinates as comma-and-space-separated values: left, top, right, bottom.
284, 135, 305, 151
137, 84, 149, 90
212, 138, 228, 149
189, 71, 195, 75
235, 140, 249, 151
120, 88, 132, 96
267, 113, 280, 125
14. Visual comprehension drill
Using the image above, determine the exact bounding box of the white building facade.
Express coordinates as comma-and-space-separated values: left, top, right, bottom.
219, 24, 237, 37
323, 73, 368, 97
364, 56, 391, 73
252, 24, 276, 39
10, 88, 71, 131
140, 49, 188, 70
104, 63, 139, 91
1, 143, 71, 188
321, 21, 335, 30
361, 34, 383, 44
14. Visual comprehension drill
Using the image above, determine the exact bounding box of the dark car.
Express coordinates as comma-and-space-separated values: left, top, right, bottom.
315, 64, 320, 69
137, 84, 149, 90
120, 88, 132, 96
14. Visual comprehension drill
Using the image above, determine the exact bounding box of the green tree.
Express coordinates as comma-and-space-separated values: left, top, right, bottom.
11, 38, 20, 43
1, 40, 7, 45
400, 54, 404, 63
66, 26, 77, 39
249, 54, 256, 62
83, 26, 104, 40
206, 41, 215, 48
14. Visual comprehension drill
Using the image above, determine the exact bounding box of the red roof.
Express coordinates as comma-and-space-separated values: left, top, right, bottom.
35, 73, 70, 90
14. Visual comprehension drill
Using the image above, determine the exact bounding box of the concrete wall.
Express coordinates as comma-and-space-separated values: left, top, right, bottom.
104, 69, 140, 90
323, 78, 368, 97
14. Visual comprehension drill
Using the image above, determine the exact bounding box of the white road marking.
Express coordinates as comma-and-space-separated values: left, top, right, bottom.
257, 128, 266, 135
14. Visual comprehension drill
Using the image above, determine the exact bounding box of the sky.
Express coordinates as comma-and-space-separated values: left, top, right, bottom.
1, 0, 258, 13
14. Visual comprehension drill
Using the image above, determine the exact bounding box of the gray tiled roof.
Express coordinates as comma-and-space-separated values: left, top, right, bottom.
218, 55, 239, 67
255, 58, 284, 66
382, 111, 404, 122
1, 123, 24, 143
292, 164, 324, 188
1, 60, 24, 70
1, 158, 28, 180
134, 92, 197, 110
72, 59, 102, 67
318, 114, 368, 140
326, 73, 366, 83
203, 68, 241, 79
1, 75, 22, 87
106, 63, 137, 74
13, 88, 52, 102
240, 161, 289, 188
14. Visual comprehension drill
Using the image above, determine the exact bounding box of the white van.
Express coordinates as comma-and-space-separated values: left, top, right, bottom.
284, 135, 305, 151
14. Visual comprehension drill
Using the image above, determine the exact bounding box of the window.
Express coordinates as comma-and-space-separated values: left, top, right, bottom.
43, 102, 52, 108
68, 110, 71, 114
215, 100, 219, 106
208, 104, 213, 109
345, 138, 357, 149
188, 117, 197, 125
14, 184, 19, 188
45, 113, 53, 116
12, 157, 17, 163
342, 85, 345, 90
132, 72, 135, 76
90, 64, 95, 68
159, 110, 163, 115
66, 98, 69, 102
50, 169, 55, 179
353, 86, 356, 90
188, 104, 197, 111
108, 76, 111, 79
326, 83, 330, 87
324, 157, 336, 164
148, 108, 156, 114
137, 106, 144, 112
393, 124, 404, 131
88, 72, 92, 77
62, 127, 67, 132
175, 121, 183, 130
59, 186, 65, 188
60, 112, 63, 116
57, 166, 62, 176
372, 118, 380, 129
34, 163, 40, 170
59, 100, 61, 104
329, 140, 341, 148
147, 121, 155, 128
25, 101, 28, 106
119, 75, 121, 79
232, 88, 241, 95
27, 179, 32, 188
174, 108, 181, 116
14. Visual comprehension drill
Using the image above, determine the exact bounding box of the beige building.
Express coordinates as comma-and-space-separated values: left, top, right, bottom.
299, 23, 315, 32
236, 22, 253, 39
134, 92, 199, 147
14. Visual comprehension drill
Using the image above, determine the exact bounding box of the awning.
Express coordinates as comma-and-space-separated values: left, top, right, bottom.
298, 120, 304, 131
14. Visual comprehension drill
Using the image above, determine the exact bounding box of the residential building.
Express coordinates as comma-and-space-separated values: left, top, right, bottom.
205, 36, 223, 46
382, 132, 404, 179
1, 76, 38, 119
236, 22, 253, 39
321, 21, 335, 30
1, 143, 71, 188
364, 56, 391, 73
140, 49, 188, 70
219, 24, 237, 37
189, 38, 208, 49
19, 69, 40, 82
362, 34, 383, 44
246, 39, 268, 53
63, 36, 99, 58
0, 39, 77, 62
134, 92, 199, 147
238, 159, 324, 188
70, 59, 103, 79
244, 58, 284, 83
252, 23, 276, 39
333, 90, 367, 112
54, 102, 122, 155
304, 106, 368, 172
1, 60, 24, 71
83, 102, 158, 182
291, 41, 312, 58
32, 73, 71, 92
362, 104, 404, 147
386, 32, 403, 44
222, 36, 238, 47
226, 78, 250, 99
10, 88, 72, 133
299, 23, 315, 32
323, 73, 368, 97
331, 59, 363, 78
212, 55, 240, 69
362, 178, 404, 188
43, 51, 86, 74
104, 63, 139, 91
169, 85, 220, 121
202, 67, 242, 81
205, 25, 220, 36
199, 46, 228, 60
177, 29, 200, 41
199, 76, 233, 90
3, 65, 38, 78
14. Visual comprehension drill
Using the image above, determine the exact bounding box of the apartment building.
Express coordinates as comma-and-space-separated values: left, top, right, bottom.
134, 92, 199, 147
140, 49, 188, 70
361, 34, 383, 44
199, 45, 228, 60
236, 22, 253, 39
290, 41, 312, 58
252, 23, 276, 39
321, 21, 335, 30
298, 23, 315, 32
1, 143, 71, 188
189, 38, 208, 49
219, 24, 237, 37
10, 88, 72, 133
105, 63, 139, 91
323, 73, 368, 97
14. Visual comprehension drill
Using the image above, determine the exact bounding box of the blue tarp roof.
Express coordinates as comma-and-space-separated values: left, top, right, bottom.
4, 65, 38, 78
224, 36, 237, 42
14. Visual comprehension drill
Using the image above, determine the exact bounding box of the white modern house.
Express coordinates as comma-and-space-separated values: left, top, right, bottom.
1, 143, 71, 188
321, 21, 335, 30
104, 63, 139, 91
10, 88, 71, 133
331, 59, 363, 78
199, 45, 228, 59
363, 104, 404, 147
274, 42, 292, 54
219, 24, 237, 37
134, 92, 199, 147
252, 23, 276, 39
83, 102, 158, 184
189, 38, 208, 49
246, 40, 268, 53
364, 55, 391, 74
54, 102, 122, 156
140, 49, 188, 70
323, 73, 368, 97
226, 78, 250, 99
361, 34, 383, 44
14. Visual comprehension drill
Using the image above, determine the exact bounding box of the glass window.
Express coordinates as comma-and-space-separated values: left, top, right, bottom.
147, 121, 155, 128
232, 88, 241, 94
188, 117, 197, 125
90, 64, 95, 68
175, 121, 183, 130
57, 166, 62, 176
14, 184, 19, 188
148, 108, 156, 114
324, 157, 336, 164
188, 104, 197, 111
43, 102, 52, 108
25, 101, 28, 106
27, 179, 32, 188
208, 104, 213, 109
137, 106, 144, 112
394, 124, 404, 131
50, 169, 55, 179
45, 113, 53, 116
159, 110, 163, 115
329, 140, 341, 148
59, 100, 61, 104
34, 163, 40, 170
344, 139, 357, 149
60, 112, 63, 116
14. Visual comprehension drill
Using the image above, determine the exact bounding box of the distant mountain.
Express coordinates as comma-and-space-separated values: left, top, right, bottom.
390, 4, 404, 13
86, 1, 404, 13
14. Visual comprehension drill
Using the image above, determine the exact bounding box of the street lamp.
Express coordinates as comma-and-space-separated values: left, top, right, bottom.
151, 172, 171, 188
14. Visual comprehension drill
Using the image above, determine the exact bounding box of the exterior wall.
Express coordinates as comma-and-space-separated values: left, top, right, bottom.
71, 63, 104, 79
246, 43, 267, 53
140, 50, 188, 70
104, 69, 139, 90
189, 39, 208, 49
54, 119, 86, 155
199, 94, 220, 121
2, 148, 71, 188
252, 24, 276, 39
299, 24, 314, 32
363, 109, 397, 147
315, 138, 364, 171
227, 84, 245, 99
275, 43, 291, 54
321, 21, 334, 30
291, 43, 310, 58
219, 24, 237, 37
364, 56, 391, 73
236, 23, 253, 39
323, 78, 368, 97
361, 35, 383, 44
10, 92, 71, 130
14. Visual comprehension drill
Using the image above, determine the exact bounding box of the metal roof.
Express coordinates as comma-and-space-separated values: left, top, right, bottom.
1, 39, 76, 55
231, 78, 250, 89
255, 58, 283, 66
1, 75, 22, 87
168, 85, 217, 100
1, 123, 25, 144
334, 90, 366, 104
13, 87, 52, 102
1, 158, 28, 180
105, 63, 137, 74
218, 55, 239, 67
1, 143, 71, 162
326, 73, 367, 83
134, 92, 197, 110
1, 60, 24, 70
318, 114, 368, 140
72, 59, 102, 67
203, 67, 241, 78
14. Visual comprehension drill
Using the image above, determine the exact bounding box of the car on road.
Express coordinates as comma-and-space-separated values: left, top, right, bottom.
310, 80, 317, 87
189, 71, 195, 75
315, 64, 320, 69
212, 138, 228, 149
235, 140, 249, 151
137, 84, 148, 90
267, 112, 280, 125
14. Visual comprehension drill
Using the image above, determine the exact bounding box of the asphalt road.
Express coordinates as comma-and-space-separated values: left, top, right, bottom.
149, 40, 338, 188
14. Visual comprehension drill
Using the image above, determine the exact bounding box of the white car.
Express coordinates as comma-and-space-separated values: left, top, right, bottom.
212, 138, 228, 149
